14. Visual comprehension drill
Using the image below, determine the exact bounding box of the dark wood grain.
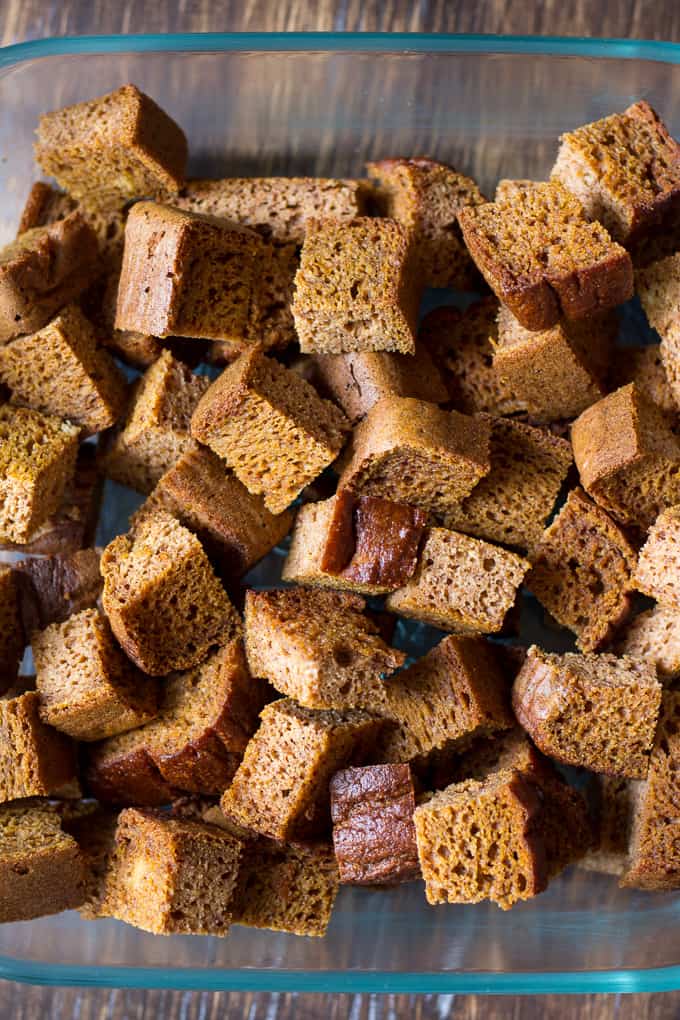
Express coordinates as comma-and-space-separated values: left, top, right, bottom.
1, 1, 680, 1017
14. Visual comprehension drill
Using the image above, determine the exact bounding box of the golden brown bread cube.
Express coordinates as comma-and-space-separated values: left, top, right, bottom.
33, 608, 160, 742
0, 688, 79, 803
620, 692, 680, 889
636, 252, 680, 409
635, 505, 680, 609
527, 487, 637, 652
512, 646, 661, 779
551, 100, 680, 247
0, 406, 79, 544
291, 217, 421, 354
282, 490, 427, 595
115, 201, 261, 342
617, 605, 680, 681
330, 764, 420, 884
414, 769, 549, 910
0, 305, 127, 436
191, 345, 349, 514
492, 305, 614, 422
442, 415, 572, 552
373, 634, 513, 763
0, 800, 85, 922
244, 587, 405, 710
0, 211, 99, 342
98, 808, 242, 935
366, 157, 486, 288
35, 84, 188, 212
386, 527, 529, 634
86, 641, 263, 803
101, 512, 241, 676
458, 181, 633, 331
221, 698, 383, 841
132, 446, 293, 578
101, 349, 209, 494
337, 396, 491, 516
571, 382, 680, 529
0, 445, 101, 555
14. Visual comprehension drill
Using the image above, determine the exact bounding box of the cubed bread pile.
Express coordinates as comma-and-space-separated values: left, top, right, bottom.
1, 86, 680, 938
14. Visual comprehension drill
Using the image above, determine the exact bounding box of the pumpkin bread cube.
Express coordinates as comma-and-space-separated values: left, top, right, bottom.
291, 217, 420, 354
244, 587, 405, 710
512, 647, 661, 779
191, 345, 349, 514
101, 511, 241, 676
35, 84, 188, 212
33, 608, 159, 742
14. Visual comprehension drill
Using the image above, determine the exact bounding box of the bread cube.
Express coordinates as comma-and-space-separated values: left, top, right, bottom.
99, 808, 242, 935
330, 764, 420, 884
15, 548, 102, 631
0, 406, 79, 543
337, 397, 491, 516
221, 699, 382, 840
386, 527, 529, 634
101, 512, 241, 676
443, 416, 572, 551
282, 491, 427, 595
61, 804, 118, 920
432, 727, 592, 875
87, 641, 263, 802
175, 175, 368, 243
367, 157, 485, 288
309, 347, 448, 426
0, 212, 99, 341
617, 605, 680, 681
414, 769, 548, 909
0, 689, 79, 803
571, 382, 680, 529
33, 608, 160, 741
512, 647, 661, 778
292, 217, 420, 354
0, 445, 101, 555
458, 181, 633, 331
231, 837, 339, 936
375, 635, 513, 763
0, 801, 85, 922
419, 299, 525, 416
115, 201, 260, 342
493, 305, 614, 422
244, 587, 405, 709
18, 181, 125, 263
527, 487, 637, 651
0, 305, 127, 436
133, 446, 293, 577
35, 84, 188, 211
191, 346, 349, 514
102, 350, 209, 494
551, 100, 680, 246
620, 692, 680, 889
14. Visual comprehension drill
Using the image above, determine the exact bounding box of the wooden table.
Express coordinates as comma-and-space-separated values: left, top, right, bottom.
2, 1, 680, 1017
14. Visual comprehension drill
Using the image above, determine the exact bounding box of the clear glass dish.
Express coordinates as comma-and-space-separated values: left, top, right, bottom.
1, 31, 680, 994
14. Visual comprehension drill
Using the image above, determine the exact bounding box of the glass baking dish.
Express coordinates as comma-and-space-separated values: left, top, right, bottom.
1, 31, 680, 994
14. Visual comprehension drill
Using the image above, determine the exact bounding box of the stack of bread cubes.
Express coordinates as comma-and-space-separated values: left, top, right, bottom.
0, 84, 680, 938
